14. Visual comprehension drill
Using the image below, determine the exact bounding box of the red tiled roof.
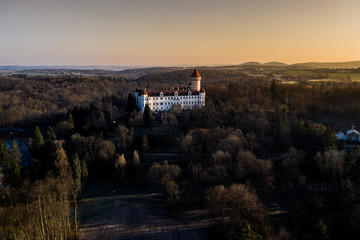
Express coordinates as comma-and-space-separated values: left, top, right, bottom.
191, 69, 201, 78
200, 88, 206, 93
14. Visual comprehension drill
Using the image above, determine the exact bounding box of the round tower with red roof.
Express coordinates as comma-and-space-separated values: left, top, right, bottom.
191, 69, 201, 91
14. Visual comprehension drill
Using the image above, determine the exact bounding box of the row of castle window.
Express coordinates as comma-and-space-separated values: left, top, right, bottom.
147, 96, 200, 101
149, 101, 202, 106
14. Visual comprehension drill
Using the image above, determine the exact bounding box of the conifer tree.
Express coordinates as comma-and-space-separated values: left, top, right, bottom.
45, 127, 56, 143
143, 104, 152, 127
32, 126, 44, 158
45, 127, 57, 171
9, 140, 22, 187
274, 108, 289, 152
0, 139, 11, 184
126, 93, 137, 113
0, 139, 10, 167
68, 113, 75, 129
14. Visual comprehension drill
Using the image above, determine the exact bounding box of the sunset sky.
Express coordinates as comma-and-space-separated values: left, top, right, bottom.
1, 0, 360, 66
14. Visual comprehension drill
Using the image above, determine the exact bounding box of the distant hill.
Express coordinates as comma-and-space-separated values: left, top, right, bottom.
0, 65, 140, 71
239, 62, 261, 66
236, 60, 360, 69
263, 62, 288, 66
117, 67, 183, 78
291, 61, 360, 69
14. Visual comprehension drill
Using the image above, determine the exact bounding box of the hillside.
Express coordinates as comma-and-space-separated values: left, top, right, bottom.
291, 60, 360, 69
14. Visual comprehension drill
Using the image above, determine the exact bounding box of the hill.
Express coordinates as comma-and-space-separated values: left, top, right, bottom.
291, 60, 360, 69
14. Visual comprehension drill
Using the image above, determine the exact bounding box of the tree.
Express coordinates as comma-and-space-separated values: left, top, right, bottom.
8, 140, 22, 187
236, 151, 274, 195
126, 93, 137, 113
205, 185, 228, 224
270, 79, 278, 101
115, 154, 126, 180
32, 126, 44, 158
0, 139, 11, 186
133, 150, 140, 166
72, 154, 81, 186
159, 174, 180, 202
229, 219, 261, 240
143, 104, 152, 127
206, 184, 267, 237
55, 147, 70, 178
71, 154, 81, 237
141, 135, 150, 152
45, 127, 56, 143
45, 127, 57, 171
274, 108, 289, 152
315, 150, 344, 182
81, 159, 88, 182
68, 113, 75, 130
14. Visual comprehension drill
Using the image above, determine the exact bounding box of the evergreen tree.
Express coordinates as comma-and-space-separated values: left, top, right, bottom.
45, 127, 57, 171
270, 79, 278, 101
274, 108, 289, 152
0, 139, 22, 187
9, 140, 22, 186
126, 93, 137, 113
143, 104, 152, 127
45, 127, 56, 143
68, 113, 75, 129
0, 138, 11, 176
32, 126, 44, 158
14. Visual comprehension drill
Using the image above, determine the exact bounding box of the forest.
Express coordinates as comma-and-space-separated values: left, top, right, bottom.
2, 66, 360, 239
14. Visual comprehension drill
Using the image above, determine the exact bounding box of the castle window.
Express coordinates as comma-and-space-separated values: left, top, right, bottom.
160, 97, 163, 100
174, 92, 178, 96
160, 92, 163, 97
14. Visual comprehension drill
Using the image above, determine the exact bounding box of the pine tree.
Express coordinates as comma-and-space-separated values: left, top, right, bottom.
0, 138, 10, 165
126, 93, 137, 113
143, 104, 152, 127
45, 127, 56, 143
0, 139, 11, 181
0, 139, 22, 187
274, 108, 289, 152
45, 127, 57, 171
32, 126, 44, 158
68, 113, 75, 129
9, 140, 22, 187
270, 79, 278, 101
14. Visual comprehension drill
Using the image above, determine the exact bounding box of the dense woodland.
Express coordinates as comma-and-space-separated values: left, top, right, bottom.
2, 67, 360, 239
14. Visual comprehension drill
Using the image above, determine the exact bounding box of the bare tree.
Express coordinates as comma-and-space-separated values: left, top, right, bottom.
115, 154, 127, 180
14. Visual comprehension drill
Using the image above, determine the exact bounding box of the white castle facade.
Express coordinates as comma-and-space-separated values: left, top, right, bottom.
135, 69, 206, 112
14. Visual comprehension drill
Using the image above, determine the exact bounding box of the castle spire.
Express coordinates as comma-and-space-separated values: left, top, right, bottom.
191, 69, 201, 91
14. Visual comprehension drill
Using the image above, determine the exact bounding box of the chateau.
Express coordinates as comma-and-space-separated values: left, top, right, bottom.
135, 69, 206, 112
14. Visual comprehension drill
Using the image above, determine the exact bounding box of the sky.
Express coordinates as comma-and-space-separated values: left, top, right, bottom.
1, 0, 360, 66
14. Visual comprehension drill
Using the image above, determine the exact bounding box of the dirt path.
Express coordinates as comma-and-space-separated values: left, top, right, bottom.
79, 180, 214, 240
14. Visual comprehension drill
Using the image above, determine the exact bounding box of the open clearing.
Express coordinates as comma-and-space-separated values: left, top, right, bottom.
79, 180, 214, 240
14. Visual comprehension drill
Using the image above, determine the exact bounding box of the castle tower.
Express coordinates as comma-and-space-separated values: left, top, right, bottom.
191, 69, 201, 91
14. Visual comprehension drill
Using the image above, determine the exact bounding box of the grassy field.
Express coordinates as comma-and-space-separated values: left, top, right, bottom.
79, 179, 215, 240
328, 73, 360, 81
